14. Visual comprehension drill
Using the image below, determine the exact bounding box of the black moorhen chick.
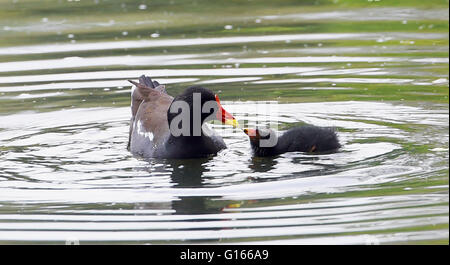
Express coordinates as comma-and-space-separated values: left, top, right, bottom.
243, 126, 340, 157
128, 75, 238, 158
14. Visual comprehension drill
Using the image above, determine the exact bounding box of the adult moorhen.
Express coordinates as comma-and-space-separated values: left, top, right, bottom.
243, 126, 340, 157
128, 75, 238, 158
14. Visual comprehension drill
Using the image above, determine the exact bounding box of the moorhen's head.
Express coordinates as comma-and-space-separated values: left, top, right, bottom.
243, 128, 278, 156
167, 86, 238, 136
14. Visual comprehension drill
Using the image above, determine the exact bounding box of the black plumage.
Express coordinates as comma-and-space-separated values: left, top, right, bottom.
244, 126, 341, 157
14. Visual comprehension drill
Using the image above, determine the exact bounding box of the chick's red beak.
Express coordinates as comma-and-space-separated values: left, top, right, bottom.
215, 95, 238, 128
243, 128, 259, 139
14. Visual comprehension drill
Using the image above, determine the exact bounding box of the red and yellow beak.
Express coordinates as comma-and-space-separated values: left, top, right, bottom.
215, 95, 239, 128
243, 128, 259, 139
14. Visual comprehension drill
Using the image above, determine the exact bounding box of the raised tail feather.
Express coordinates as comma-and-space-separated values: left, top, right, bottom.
128, 75, 166, 93
139, 75, 155, 88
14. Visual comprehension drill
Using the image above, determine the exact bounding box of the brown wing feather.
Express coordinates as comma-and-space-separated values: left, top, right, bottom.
135, 93, 173, 145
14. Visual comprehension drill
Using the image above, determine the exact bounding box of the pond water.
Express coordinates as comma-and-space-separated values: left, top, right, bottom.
0, 0, 448, 244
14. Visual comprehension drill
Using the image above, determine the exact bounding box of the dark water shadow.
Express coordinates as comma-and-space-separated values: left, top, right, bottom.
167, 158, 220, 215
248, 156, 278, 173
167, 158, 211, 188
